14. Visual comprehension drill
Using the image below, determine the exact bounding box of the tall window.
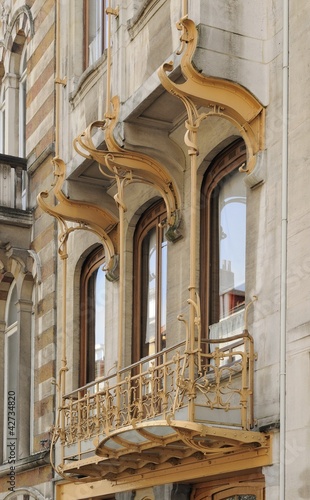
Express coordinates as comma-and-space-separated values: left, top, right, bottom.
0, 84, 5, 153
84, 0, 107, 68
80, 246, 106, 385
19, 46, 27, 158
3, 283, 18, 460
201, 140, 247, 339
2, 277, 32, 462
133, 201, 168, 361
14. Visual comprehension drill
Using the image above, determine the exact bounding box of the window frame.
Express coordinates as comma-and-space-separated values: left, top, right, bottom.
3, 282, 18, 461
0, 83, 5, 154
80, 245, 106, 386
19, 45, 27, 159
200, 139, 247, 339
192, 474, 265, 500
132, 200, 168, 363
2, 277, 33, 463
83, 0, 107, 69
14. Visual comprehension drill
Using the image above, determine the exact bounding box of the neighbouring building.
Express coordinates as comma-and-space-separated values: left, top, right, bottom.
0, 1, 309, 499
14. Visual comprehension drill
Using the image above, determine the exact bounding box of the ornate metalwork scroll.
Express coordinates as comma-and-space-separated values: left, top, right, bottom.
37, 157, 119, 279
158, 17, 265, 174
73, 96, 181, 234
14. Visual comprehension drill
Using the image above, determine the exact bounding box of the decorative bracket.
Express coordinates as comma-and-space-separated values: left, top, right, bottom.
158, 18, 265, 173
37, 157, 119, 279
73, 96, 181, 232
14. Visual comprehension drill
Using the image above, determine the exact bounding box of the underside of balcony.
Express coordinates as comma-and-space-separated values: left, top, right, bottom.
56, 332, 271, 481
60, 420, 270, 481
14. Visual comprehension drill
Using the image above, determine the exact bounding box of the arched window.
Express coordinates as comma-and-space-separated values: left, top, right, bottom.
201, 139, 247, 339
3, 487, 46, 500
80, 246, 106, 386
84, 0, 108, 68
19, 45, 27, 158
0, 82, 5, 153
133, 200, 168, 362
193, 480, 264, 499
2, 277, 32, 462
213, 491, 258, 500
19, 45, 28, 208
3, 282, 18, 461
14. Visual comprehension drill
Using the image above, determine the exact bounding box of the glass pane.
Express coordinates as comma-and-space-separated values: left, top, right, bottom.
219, 171, 246, 319
0, 103, 4, 153
143, 227, 157, 356
94, 266, 105, 378
87, 0, 104, 64
19, 49, 27, 158
160, 237, 167, 349
7, 330, 18, 397
5, 329, 18, 460
8, 284, 18, 326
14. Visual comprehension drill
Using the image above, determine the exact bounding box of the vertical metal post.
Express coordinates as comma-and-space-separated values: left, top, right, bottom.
188, 127, 198, 421
182, 0, 188, 17
280, 0, 289, 497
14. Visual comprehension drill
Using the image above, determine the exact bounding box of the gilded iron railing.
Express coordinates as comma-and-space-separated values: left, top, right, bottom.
59, 332, 255, 464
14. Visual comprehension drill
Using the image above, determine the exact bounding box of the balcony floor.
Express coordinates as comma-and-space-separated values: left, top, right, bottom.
60, 419, 270, 481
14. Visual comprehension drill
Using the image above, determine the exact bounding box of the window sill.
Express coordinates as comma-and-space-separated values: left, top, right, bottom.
69, 50, 107, 106
0, 450, 50, 477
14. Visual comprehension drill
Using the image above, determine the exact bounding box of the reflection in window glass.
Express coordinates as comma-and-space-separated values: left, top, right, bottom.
218, 170, 246, 319
0, 86, 5, 153
143, 227, 157, 354
142, 225, 167, 357
200, 139, 247, 340
94, 265, 105, 378
87, 265, 106, 380
19, 46, 27, 158
85, 0, 107, 67
4, 282, 19, 460
134, 201, 168, 362
160, 238, 167, 347
81, 246, 106, 385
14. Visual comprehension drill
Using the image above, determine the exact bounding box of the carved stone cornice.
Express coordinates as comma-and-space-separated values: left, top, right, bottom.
158, 17, 265, 174
0, 244, 33, 277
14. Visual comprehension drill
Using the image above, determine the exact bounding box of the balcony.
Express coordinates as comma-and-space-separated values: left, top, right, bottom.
57, 332, 270, 480
0, 155, 32, 248
0, 154, 28, 210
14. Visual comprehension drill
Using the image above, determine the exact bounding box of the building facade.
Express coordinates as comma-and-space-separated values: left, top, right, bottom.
0, 0, 309, 499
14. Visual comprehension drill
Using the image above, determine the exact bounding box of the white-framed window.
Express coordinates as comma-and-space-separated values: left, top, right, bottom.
84, 0, 108, 68
3, 489, 44, 500
3, 283, 18, 462
19, 45, 27, 158
19, 45, 28, 208
133, 200, 168, 363
2, 277, 33, 463
0, 83, 5, 154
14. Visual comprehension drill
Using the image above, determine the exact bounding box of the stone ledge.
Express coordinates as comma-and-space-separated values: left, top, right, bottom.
0, 207, 33, 227
0, 451, 50, 478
